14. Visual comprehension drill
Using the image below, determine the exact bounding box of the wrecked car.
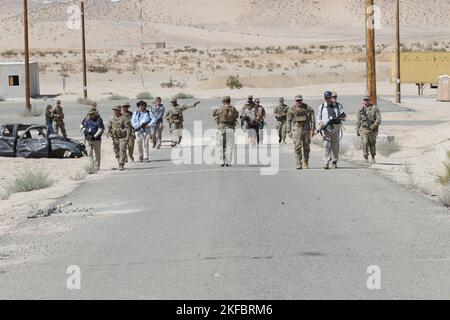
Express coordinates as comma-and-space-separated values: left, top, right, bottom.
0, 123, 86, 158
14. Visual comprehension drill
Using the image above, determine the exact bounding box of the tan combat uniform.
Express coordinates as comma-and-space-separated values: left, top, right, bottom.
166, 103, 196, 146
356, 104, 382, 161
123, 110, 135, 161
274, 103, 289, 143
213, 103, 239, 166
107, 114, 132, 170
52, 104, 67, 138
287, 103, 316, 169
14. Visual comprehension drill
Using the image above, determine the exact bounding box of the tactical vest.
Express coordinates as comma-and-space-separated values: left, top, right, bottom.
360, 108, 374, 129
110, 116, 127, 139
220, 105, 236, 125
170, 108, 183, 124
276, 105, 288, 121
293, 107, 308, 123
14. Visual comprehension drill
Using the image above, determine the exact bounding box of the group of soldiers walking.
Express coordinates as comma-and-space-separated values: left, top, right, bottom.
46, 92, 381, 171
216, 91, 381, 169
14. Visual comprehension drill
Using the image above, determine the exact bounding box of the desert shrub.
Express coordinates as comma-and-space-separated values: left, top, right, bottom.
438, 185, 450, 207
226, 75, 242, 89
2, 171, 53, 199
84, 158, 98, 175
76, 97, 95, 105
1, 50, 18, 57
136, 92, 153, 100
70, 170, 87, 181
108, 94, 129, 100
437, 150, 450, 185
377, 137, 401, 157
173, 92, 195, 100
0, 96, 4, 102
88, 65, 108, 73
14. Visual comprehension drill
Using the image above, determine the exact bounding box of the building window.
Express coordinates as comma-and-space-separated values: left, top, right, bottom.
8, 75, 20, 86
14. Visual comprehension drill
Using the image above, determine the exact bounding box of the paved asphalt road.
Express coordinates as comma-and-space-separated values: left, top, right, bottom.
1, 97, 450, 299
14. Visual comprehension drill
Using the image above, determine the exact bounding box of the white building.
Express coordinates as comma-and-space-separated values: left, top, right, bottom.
0, 62, 40, 99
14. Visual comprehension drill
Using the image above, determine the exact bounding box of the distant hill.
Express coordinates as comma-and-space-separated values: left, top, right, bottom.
0, 0, 449, 49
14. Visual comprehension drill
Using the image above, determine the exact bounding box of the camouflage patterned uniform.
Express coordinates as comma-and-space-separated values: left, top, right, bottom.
213, 97, 239, 167
122, 107, 135, 162
52, 101, 67, 138
166, 99, 199, 147
356, 101, 381, 162
274, 98, 289, 143
107, 107, 132, 170
287, 97, 316, 169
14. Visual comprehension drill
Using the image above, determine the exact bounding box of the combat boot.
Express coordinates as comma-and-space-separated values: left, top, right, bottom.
119, 164, 125, 171
296, 165, 303, 170
324, 163, 330, 170
371, 155, 376, 163
332, 162, 338, 169
303, 161, 309, 169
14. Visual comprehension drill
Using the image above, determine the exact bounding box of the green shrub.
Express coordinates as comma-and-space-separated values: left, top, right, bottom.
2, 171, 53, 199
226, 75, 242, 89
377, 137, 401, 157
437, 150, 450, 185
88, 65, 108, 73
136, 91, 153, 100
108, 94, 129, 100
173, 92, 195, 100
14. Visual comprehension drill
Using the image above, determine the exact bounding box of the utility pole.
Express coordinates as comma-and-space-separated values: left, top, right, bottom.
81, 0, 88, 101
23, 0, 31, 112
395, 0, 401, 103
139, 0, 144, 50
365, 0, 377, 105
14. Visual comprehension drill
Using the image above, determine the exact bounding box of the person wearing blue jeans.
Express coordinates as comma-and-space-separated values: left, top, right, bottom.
45, 105, 54, 135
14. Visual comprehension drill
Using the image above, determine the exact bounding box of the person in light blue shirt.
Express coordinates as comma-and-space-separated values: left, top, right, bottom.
150, 97, 165, 149
131, 100, 154, 162
316, 91, 346, 169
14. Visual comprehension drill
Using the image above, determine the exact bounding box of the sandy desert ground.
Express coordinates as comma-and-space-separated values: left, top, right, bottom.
0, 0, 450, 262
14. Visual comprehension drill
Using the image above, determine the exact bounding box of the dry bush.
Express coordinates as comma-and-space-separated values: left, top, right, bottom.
2, 170, 53, 200
437, 151, 450, 185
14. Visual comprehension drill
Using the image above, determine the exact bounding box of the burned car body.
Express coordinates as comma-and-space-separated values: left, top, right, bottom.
0, 124, 86, 158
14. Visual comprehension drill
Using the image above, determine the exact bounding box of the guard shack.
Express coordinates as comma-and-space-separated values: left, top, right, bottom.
0, 62, 40, 99
438, 75, 450, 102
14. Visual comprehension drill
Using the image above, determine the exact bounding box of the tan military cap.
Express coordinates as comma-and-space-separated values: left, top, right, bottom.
295, 95, 303, 101
248, 95, 253, 99
222, 96, 231, 102
279, 97, 285, 102
363, 96, 371, 100
332, 91, 338, 97
112, 106, 121, 111
170, 98, 178, 104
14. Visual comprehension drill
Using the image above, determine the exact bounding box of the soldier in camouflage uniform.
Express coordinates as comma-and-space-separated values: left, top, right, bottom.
166, 98, 200, 147
52, 100, 67, 138
240, 99, 259, 145
213, 96, 239, 167
356, 96, 382, 163
121, 103, 135, 162
274, 97, 289, 143
107, 106, 132, 171
287, 95, 316, 170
